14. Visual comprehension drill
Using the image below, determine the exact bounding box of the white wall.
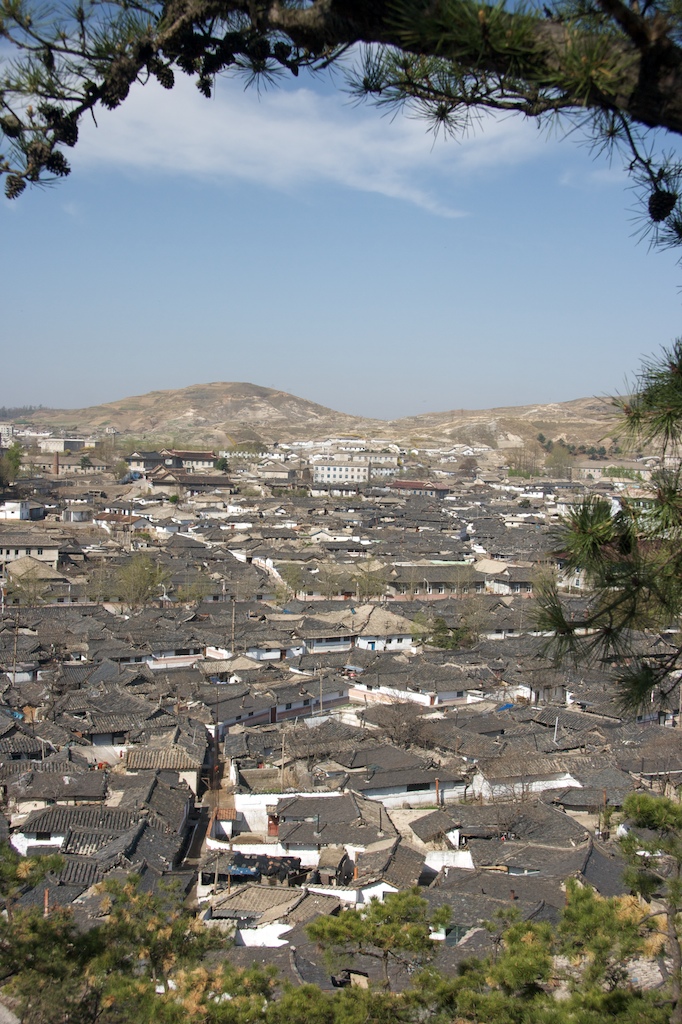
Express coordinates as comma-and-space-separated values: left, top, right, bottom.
235, 923, 293, 947
424, 849, 474, 872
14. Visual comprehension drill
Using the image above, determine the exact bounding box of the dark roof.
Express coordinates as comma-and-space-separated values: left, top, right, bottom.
19, 806, 138, 835
579, 842, 629, 897
410, 810, 459, 843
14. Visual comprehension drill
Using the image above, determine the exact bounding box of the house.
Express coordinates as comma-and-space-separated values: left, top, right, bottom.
312, 463, 370, 485
471, 754, 583, 801
0, 500, 45, 521
7, 767, 108, 817
389, 481, 451, 498
204, 883, 341, 947
149, 470, 233, 494
125, 451, 173, 473
10, 805, 140, 856
345, 764, 466, 808
0, 533, 64, 570
159, 449, 216, 472
125, 738, 207, 794
263, 792, 398, 870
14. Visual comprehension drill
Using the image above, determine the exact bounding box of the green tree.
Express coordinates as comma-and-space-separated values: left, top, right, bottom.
0, 442, 23, 484
97, 876, 214, 995
306, 888, 450, 990
5, 564, 50, 607
278, 563, 304, 599
214, 456, 229, 472
537, 340, 682, 713
558, 877, 649, 992
545, 444, 574, 479
430, 616, 457, 648
430, 613, 483, 650
79, 454, 92, 469
114, 553, 171, 609
352, 561, 390, 601
316, 562, 344, 600
618, 791, 682, 1022
0, 842, 64, 919
176, 571, 216, 605
410, 609, 433, 643
0, 906, 108, 1024
5, 0, 682, 253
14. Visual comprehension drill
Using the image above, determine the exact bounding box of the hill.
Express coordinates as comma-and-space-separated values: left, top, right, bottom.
19, 383, 619, 448
22, 382, 381, 447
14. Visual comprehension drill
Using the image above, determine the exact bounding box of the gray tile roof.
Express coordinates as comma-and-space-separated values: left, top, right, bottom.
20, 805, 138, 835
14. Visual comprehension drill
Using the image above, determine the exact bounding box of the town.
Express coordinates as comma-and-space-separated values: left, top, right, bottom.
0, 401, 676, 1004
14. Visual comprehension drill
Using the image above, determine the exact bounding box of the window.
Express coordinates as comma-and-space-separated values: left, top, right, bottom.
303, 698, 310, 706
406, 782, 430, 792
36, 831, 52, 841
285, 703, 292, 710
37, 548, 43, 555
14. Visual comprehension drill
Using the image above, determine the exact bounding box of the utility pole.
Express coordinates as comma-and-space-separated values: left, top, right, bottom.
213, 688, 220, 792
11, 608, 19, 685
280, 728, 285, 792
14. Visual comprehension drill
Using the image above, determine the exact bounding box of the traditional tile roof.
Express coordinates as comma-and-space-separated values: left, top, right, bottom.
210, 882, 303, 922
126, 745, 203, 771
20, 805, 138, 835
410, 810, 459, 843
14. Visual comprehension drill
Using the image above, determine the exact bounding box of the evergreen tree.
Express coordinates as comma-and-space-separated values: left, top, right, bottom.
306, 888, 450, 989
2, 0, 682, 251
619, 791, 682, 1023
537, 340, 682, 713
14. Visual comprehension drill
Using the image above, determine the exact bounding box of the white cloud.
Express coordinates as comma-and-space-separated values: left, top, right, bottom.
75, 74, 547, 215
558, 165, 627, 188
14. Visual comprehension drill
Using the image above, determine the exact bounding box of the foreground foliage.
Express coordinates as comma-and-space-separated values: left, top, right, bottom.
0, 844, 680, 1024
3, 0, 682, 253
538, 339, 682, 713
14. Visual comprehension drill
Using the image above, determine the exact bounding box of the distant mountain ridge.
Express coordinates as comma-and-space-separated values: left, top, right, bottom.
20, 382, 619, 447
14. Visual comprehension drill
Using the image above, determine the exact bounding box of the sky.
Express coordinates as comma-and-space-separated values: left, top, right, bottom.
2, 61, 682, 420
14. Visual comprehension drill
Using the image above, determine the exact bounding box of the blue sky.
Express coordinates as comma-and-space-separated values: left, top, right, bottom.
2, 66, 681, 420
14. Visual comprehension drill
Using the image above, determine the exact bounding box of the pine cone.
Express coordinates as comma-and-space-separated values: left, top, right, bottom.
45, 151, 71, 177
153, 64, 175, 89
54, 116, 79, 148
0, 116, 23, 139
648, 188, 677, 222
5, 175, 26, 199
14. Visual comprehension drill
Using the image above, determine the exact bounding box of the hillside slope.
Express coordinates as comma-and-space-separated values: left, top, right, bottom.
22, 384, 619, 447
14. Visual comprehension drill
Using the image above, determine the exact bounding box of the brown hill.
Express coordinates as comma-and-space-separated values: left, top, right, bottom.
24, 382, 381, 446
22, 383, 620, 448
